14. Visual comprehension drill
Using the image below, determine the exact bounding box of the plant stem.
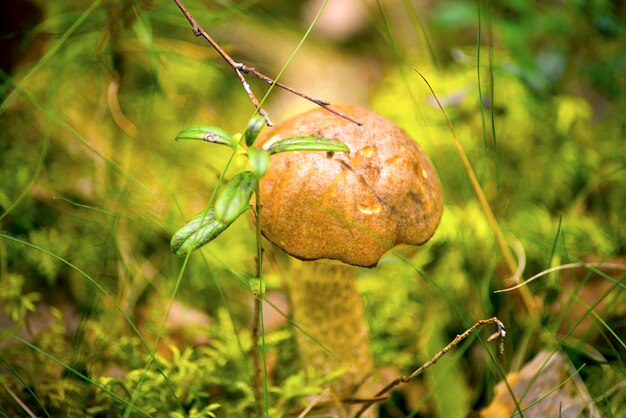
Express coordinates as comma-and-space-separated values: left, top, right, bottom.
250, 185, 269, 416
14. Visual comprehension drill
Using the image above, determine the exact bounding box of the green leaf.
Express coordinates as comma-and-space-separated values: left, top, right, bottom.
170, 209, 232, 256
266, 136, 350, 155
243, 114, 266, 146
248, 147, 270, 178
174, 125, 234, 147
214, 171, 257, 223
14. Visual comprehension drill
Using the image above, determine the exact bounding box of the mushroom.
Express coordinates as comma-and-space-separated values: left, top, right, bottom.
256, 105, 443, 414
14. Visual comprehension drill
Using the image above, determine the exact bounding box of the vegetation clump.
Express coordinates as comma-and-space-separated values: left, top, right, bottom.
0, 0, 624, 416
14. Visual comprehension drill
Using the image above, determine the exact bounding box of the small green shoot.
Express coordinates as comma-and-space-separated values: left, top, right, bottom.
170, 115, 350, 415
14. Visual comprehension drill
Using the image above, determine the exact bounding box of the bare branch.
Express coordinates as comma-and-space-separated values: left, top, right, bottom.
172, 0, 362, 126
353, 317, 506, 418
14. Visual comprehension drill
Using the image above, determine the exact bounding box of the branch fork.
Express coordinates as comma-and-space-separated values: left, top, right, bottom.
173, 0, 361, 127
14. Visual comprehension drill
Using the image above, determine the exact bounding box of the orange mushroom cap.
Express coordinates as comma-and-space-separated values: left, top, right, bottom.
257, 105, 443, 267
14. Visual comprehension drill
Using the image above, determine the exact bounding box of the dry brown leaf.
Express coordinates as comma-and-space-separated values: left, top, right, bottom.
480, 350, 599, 418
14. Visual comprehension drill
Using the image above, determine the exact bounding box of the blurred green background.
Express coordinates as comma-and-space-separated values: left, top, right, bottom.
1, 0, 624, 417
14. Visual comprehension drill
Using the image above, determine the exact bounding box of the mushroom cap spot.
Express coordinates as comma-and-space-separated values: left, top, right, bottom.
257, 105, 443, 267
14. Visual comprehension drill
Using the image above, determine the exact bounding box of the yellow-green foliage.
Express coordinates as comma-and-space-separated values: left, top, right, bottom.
1, 0, 624, 416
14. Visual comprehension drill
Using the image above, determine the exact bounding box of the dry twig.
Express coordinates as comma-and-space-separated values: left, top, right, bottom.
353, 317, 506, 418
172, 0, 361, 126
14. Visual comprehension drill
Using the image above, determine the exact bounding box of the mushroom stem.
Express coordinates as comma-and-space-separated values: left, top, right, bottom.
288, 259, 374, 413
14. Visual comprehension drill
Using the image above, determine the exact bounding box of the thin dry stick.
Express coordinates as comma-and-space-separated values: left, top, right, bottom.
296, 388, 330, 418
3, 384, 38, 418
288, 393, 391, 416
172, 0, 362, 126
354, 317, 506, 418
494, 262, 626, 293
414, 68, 538, 317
